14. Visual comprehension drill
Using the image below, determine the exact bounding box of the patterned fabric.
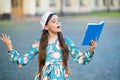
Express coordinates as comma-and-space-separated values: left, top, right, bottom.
8, 37, 94, 80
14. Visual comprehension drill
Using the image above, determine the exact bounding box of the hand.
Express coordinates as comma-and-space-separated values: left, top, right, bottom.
89, 40, 97, 53
0, 34, 12, 51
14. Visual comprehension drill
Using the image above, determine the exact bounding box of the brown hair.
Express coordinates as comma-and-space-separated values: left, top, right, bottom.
38, 13, 69, 80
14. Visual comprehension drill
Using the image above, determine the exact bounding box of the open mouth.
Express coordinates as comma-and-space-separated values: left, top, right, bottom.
57, 26, 60, 28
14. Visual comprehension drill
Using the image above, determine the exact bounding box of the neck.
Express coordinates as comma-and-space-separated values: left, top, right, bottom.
48, 31, 58, 43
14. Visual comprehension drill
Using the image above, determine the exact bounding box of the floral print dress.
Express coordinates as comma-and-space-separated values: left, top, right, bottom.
8, 37, 94, 80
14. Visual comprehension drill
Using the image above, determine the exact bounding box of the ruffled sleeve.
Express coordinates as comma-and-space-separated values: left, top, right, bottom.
8, 39, 39, 67
64, 37, 94, 65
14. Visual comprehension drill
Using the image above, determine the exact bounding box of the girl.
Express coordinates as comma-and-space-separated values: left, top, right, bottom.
0, 11, 96, 80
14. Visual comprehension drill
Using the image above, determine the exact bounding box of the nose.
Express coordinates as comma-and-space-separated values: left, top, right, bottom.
57, 21, 60, 25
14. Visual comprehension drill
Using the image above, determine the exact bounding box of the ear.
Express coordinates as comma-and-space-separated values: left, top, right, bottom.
44, 25, 49, 30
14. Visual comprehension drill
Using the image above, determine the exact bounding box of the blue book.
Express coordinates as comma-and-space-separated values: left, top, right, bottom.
82, 21, 105, 45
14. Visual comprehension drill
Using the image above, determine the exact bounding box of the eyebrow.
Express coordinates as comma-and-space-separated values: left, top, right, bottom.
50, 18, 59, 21
52, 18, 59, 20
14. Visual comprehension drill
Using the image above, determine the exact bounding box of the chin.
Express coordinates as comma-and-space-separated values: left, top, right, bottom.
57, 30, 61, 32
56, 31, 61, 33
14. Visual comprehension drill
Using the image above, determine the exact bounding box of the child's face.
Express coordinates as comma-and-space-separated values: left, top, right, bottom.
45, 15, 61, 33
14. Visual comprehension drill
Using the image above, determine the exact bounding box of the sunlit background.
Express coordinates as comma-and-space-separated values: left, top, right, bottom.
0, 0, 120, 20
0, 0, 120, 80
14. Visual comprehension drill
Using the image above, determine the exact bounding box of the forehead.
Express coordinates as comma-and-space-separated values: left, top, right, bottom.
50, 15, 59, 20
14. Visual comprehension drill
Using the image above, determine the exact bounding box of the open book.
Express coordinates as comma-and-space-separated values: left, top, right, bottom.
82, 21, 105, 45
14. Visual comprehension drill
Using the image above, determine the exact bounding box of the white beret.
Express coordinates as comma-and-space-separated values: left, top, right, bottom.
40, 11, 54, 30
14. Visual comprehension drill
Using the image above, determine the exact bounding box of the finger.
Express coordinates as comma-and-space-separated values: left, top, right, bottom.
1, 34, 5, 40
90, 40, 94, 46
0, 37, 3, 41
93, 40, 96, 45
8, 36, 11, 42
91, 40, 96, 48
93, 42, 96, 47
8, 35, 10, 40
1, 34, 9, 42
2, 33, 7, 39
4, 34, 8, 39
92, 41, 95, 46
91, 42, 94, 47
3, 34, 8, 40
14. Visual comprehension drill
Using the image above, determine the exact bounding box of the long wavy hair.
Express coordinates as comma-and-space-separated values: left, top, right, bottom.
38, 13, 69, 80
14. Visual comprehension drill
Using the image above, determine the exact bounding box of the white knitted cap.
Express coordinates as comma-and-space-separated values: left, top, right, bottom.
40, 11, 54, 30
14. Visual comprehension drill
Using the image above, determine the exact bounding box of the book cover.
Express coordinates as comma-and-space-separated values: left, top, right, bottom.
82, 21, 105, 45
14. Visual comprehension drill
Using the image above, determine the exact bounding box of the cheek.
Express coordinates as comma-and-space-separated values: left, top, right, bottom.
48, 23, 55, 27
49, 24, 56, 29
47, 23, 60, 32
